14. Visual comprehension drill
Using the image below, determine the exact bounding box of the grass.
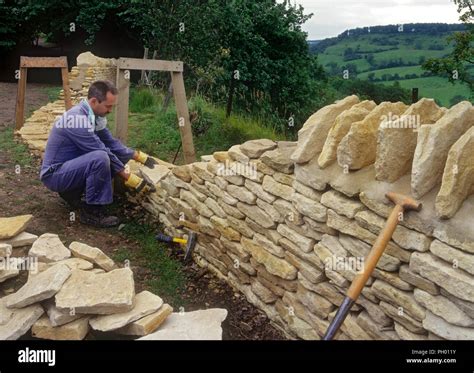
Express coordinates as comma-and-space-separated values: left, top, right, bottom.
316, 31, 467, 106
43, 85, 63, 102
0, 127, 33, 167
124, 87, 285, 164
119, 220, 186, 307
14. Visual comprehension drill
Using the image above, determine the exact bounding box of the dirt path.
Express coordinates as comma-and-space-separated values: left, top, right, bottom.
0, 82, 284, 340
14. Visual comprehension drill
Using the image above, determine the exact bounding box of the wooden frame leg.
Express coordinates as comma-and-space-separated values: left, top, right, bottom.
15, 67, 27, 131
171, 71, 196, 164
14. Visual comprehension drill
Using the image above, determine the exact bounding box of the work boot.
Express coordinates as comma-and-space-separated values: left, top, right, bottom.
58, 189, 83, 210
79, 203, 120, 228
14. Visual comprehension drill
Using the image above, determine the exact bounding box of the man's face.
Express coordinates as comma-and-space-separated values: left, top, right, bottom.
89, 91, 117, 117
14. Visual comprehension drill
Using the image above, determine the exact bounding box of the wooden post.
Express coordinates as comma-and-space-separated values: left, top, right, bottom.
15, 56, 70, 131
140, 47, 149, 85
14, 67, 27, 131
412, 88, 419, 103
61, 66, 72, 110
115, 68, 130, 143
171, 71, 196, 164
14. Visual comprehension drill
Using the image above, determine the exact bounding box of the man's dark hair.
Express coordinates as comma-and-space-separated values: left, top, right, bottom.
88, 80, 118, 102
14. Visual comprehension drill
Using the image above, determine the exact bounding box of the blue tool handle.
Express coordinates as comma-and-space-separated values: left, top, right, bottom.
155, 233, 173, 243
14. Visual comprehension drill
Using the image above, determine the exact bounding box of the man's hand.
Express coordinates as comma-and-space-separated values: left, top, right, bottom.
124, 173, 156, 194
135, 150, 158, 169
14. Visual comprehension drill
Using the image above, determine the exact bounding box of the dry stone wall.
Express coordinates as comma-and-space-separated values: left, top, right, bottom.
19, 53, 474, 340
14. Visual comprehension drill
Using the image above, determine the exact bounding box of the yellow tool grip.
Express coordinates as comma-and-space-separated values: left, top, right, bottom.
172, 237, 187, 245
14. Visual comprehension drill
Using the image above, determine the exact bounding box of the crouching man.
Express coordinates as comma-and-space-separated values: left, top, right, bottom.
40, 80, 157, 228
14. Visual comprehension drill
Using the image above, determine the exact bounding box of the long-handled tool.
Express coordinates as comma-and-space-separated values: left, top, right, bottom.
323, 192, 422, 340
155, 220, 199, 262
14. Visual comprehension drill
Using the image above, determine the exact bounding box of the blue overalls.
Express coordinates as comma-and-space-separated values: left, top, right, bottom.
40, 100, 135, 205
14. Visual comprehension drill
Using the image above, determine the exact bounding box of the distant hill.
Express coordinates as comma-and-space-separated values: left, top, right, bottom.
311, 23, 471, 107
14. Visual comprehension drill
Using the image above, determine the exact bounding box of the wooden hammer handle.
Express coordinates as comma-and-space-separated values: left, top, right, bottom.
347, 204, 403, 300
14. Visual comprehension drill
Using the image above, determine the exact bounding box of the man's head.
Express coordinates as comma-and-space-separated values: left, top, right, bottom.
87, 80, 118, 117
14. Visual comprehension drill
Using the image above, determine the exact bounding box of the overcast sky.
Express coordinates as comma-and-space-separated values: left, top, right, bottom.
281, 0, 462, 39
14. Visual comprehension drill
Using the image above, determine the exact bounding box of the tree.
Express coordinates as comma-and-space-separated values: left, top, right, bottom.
422, 0, 473, 93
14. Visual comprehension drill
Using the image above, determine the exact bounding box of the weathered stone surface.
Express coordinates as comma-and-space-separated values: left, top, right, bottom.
273, 199, 303, 225
399, 264, 439, 295
294, 181, 322, 201
43, 298, 83, 327
280, 238, 323, 269
244, 179, 276, 203
291, 192, 327, 223
197, 216, 220, 237
253, 233, 285, 258
0, 256, 20, 283
286, 251, 325, 284
414, 289, 474, 327
284, 220, 323, 241
355, 210, 430, 252
375, 98, 445, 183
219, 198, 245, 219
291, 95, 360, 164
117, 304, 173, 336
0, 296, 44, 340
277, 224, 315, 253
180, 189, 214, 217
187, 185, 208, 202
320, 190, 364, 219
262, 175, 293, 200
423, 311, 474, 340
318, 101, 376, 168
242, 237, 297, 280
6, 264, 71, 308
329, 214, 402, 271
433, 218, 474, 254
297, 284, 334, 318
204, 197, 226, 218
228, 144, 250, 163
260, 141, 296, 174
32, 315, 90, 340
372, 280, 425, 321
373, 268, 413, 291
29, 233, 71, 263
276, 298, 320, 340
0, 232, 37, 248
251, 280, 278, 303
240, 139, 277, 158
90, 291, 164, 331
0, 243, 12, 257
440, 289, 474, 319
192, 162, 215, 182
394, 322, 428, 340
329, 310, 373, 340
171, 164, 192, 182
226, 184, 257, 204
430, 239, 474, 276
0, 214, 33, 239
379, 301, 424, 334
226, 215, 254, 239
356, 311, 395, 340
69, 241, 117, 271
256, 198, 282, 223
411, 101, 474, 198
337, 101, 408, 170
436, 126, 474, 218
237, 202, 275, 229
213, 151, 230, 163
139, 164, 170, 185
55, 268, 135, 314
303, 216, 337, 236
138, 309, 227, 340
410, 252, 474, 302
210, 216, 241, 241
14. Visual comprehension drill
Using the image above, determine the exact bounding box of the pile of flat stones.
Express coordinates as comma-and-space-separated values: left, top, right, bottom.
0, 215, 227, 340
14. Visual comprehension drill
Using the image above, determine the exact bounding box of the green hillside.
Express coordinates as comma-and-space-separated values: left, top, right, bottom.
313, 24, 473, 107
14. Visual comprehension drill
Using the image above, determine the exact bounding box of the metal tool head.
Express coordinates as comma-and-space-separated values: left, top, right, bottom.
184, 231, 197, 262
385, 191, 422, 211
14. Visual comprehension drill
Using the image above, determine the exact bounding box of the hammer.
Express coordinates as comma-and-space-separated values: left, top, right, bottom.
155, 221, 198, 262
323, 192, 422, 340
